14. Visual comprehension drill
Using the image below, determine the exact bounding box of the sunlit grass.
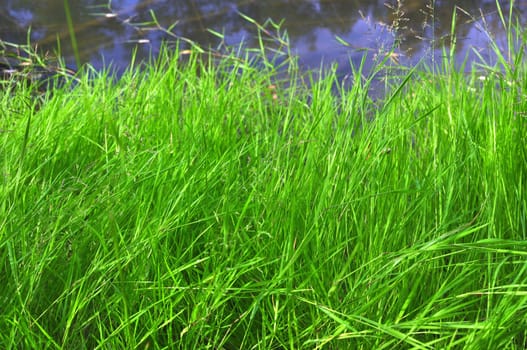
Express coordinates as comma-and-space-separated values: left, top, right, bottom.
1, 17, 527, 349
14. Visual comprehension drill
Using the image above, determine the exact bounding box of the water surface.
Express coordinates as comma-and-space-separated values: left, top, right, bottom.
1, 0, 525, 75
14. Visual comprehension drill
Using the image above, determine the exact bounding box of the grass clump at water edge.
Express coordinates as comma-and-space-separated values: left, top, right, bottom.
1, 29, 527, 349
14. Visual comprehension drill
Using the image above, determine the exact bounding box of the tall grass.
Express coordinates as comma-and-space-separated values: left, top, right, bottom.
1, 13, 526, 349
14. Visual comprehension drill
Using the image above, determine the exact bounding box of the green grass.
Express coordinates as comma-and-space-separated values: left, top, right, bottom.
1, 23, 527, 349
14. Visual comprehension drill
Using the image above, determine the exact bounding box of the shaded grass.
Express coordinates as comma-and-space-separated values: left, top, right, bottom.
1, 27, 527, 349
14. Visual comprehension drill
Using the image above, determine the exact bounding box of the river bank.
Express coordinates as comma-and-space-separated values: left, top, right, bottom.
1, 23, 526, 348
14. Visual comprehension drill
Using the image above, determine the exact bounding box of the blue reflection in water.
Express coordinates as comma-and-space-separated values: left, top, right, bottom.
0, 0, 524, 77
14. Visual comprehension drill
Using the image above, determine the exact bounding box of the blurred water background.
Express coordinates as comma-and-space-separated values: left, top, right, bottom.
1, 0, 525, 76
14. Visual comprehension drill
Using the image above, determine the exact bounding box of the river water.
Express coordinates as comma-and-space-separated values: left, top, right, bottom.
1, 0, 525, 75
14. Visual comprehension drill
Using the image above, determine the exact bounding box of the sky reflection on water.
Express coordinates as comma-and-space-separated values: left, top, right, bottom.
1, 0, 525, 75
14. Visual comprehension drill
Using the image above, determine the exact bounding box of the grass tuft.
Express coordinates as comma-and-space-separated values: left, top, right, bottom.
1, 11, 527, 349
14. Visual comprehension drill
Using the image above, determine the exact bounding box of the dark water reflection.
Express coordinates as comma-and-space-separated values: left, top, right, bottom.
1, 0, 525, 75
